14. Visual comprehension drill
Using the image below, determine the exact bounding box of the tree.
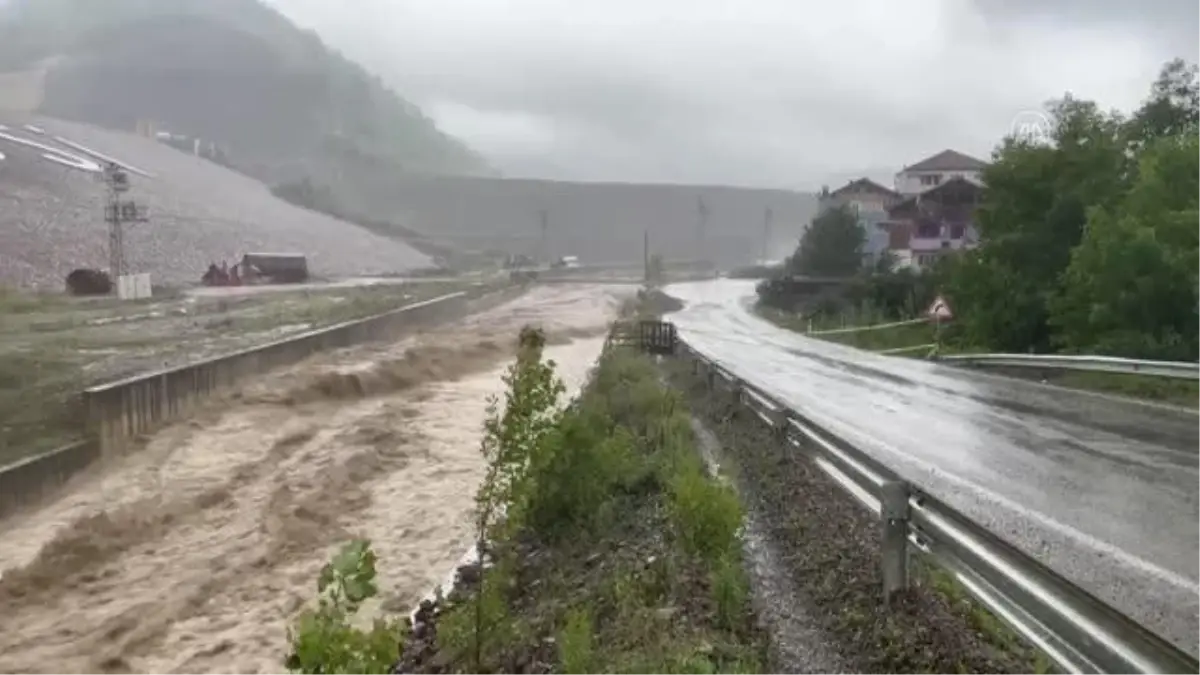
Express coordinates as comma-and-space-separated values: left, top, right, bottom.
786, 204, 864, 277
1049, 133, 1199, 360
940, 93, 1131, 351
1128, 59, 1199, 146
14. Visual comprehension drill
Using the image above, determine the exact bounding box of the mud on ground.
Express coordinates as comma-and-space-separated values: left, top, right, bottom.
665, 360, 1052, 674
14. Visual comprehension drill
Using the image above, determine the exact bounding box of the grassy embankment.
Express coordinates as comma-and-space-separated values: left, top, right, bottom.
756, 304, 1197, 406
0, 282, 468, 466
286, 313, 764, 673
756, 305, 936, 354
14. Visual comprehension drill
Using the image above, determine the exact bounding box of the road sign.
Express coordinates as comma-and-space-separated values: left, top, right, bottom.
927, 296, 953, 320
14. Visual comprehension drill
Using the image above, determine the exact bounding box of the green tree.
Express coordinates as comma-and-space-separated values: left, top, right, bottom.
1128, 58, 1200, 146
1049, 133, 1199, 360
786, 204, 864, 277
941, 94, 1131, 351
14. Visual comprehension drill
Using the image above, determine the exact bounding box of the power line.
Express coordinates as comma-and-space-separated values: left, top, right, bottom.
102, 162, 147, 285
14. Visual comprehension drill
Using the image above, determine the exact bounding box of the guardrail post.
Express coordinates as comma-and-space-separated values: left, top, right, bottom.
770, 407, 789, 441
880, 480, 910, 603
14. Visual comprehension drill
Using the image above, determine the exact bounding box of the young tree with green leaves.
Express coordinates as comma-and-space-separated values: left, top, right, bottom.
786, 204, 864, 277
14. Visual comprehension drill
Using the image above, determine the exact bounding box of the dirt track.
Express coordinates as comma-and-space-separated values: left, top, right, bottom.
0, 284, 631, 674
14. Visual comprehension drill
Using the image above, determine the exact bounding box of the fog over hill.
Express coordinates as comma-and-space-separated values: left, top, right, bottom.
325, 171, 816, 267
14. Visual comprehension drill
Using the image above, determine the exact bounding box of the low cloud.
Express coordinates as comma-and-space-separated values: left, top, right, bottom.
268, 0, 1196, 189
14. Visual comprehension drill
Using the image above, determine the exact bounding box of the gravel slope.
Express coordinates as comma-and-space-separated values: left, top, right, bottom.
0, 115, 431, 289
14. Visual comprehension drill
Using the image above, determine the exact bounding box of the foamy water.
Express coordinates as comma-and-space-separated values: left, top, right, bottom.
0, 285, 630, 674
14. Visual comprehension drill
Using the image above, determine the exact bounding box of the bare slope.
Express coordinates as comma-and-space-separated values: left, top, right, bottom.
0, 116, 431, 288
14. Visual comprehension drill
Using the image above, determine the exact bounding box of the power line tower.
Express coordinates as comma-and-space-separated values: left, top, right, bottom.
102, 162, 147, 284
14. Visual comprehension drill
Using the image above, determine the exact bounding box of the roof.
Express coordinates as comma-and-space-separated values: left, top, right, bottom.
902, 149, 988, 173
887, 176, 984, 215
828, 177, 902, 200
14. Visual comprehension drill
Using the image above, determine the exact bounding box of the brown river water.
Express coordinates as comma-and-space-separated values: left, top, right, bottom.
0, 284, 631, 673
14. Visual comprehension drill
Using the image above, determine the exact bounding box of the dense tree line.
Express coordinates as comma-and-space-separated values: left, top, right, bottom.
762, 59, 1198, 361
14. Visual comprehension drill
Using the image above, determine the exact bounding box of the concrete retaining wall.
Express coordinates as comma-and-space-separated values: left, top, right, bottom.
0, 439, 99, 520
0, 283, 525, 520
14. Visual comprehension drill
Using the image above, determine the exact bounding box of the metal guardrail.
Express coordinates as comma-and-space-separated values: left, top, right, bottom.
675, 339, 1198, 674
934, 353, 1199, 381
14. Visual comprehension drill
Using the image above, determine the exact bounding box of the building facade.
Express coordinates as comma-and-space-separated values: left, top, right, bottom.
884, 177, 983, 270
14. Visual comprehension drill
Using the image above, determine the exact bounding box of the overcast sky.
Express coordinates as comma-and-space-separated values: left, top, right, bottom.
266, 0, 1197, 190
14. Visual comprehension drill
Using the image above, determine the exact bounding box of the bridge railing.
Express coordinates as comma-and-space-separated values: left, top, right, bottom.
674, 337, 1198, 674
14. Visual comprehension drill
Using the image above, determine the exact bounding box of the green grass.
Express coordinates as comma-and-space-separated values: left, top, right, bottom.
755, 305, 936, 354
917, 561, 1056, 674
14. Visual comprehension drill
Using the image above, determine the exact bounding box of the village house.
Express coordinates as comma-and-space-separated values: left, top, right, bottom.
812, 149, 989, 273
885, 176, 984, 270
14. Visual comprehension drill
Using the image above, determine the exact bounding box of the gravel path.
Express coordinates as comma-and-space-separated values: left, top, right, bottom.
669, 362, 1047, 673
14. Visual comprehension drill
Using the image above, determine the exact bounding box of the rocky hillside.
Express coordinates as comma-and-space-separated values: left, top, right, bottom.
0, 116, 431, 289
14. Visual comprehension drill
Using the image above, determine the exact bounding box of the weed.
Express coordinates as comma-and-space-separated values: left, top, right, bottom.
669, 458, 743, 564
711, 552, 750, 633
285, 539, 403, 674
558, 607, 596, 674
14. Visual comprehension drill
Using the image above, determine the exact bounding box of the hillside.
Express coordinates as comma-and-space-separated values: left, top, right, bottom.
323, 172, 818, 268
0, 0, 490, 181
0, 115, 431, 288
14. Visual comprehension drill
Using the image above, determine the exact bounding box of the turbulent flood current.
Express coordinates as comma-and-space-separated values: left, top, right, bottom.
0, 285, 631, 673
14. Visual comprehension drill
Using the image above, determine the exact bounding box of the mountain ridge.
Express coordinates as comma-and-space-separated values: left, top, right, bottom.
0, 0, 491, 181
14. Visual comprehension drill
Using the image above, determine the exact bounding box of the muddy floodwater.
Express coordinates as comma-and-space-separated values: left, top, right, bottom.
0, 285, 631, 674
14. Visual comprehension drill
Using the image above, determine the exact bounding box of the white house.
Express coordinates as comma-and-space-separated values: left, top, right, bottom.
894, 149, 988, 196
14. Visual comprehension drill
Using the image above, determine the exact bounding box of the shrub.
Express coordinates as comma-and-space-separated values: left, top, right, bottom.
285, 539, 402, 674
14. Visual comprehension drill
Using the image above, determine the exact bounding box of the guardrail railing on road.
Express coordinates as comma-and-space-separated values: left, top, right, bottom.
675, 339, 1198, 674
934, 353, 1199, 380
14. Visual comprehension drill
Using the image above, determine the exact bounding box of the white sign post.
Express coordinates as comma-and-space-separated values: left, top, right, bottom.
927, 295, 953, 350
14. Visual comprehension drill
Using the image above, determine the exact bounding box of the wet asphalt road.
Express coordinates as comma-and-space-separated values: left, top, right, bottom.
666, 279, 1200, 656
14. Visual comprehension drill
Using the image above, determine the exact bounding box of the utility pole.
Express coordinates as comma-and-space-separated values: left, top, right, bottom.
538, 208, 549, 264
643, 228, 650, 281
696, 195, 709, 265
762, 206, 773, 264
102, 162, 147, 286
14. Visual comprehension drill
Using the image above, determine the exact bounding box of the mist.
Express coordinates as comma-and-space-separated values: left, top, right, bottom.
264, 0, 1197, 189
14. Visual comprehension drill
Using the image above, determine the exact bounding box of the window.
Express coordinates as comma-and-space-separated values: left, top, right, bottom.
917, 223, 940, 238
950, 224, 965, 239
919, 174, 943, 187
